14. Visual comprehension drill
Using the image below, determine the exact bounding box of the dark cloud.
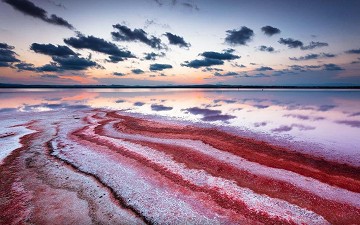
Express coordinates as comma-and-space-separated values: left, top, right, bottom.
0, 43, 20, 67
323, 63, 344, 71
182, 58, 224, 68
261, 26, 281, 36
151, 104, 173, 111
0, 43, 14, 50
30, 43, 77, 57
214, 71, 239, 77
112, 24, 163, 49
144, 52, 165, 60
51, 55, 98, 71
14, 62, 36, 71
225, 26, 254, 46
113, 72, 125, 76
301, 41, 329, 50
278, 38, 304, 48
185, 107, 235, 122
256, 66, 273, 71
279, 38, 329, 50
64, 35, 135, 63
289, 64, 322, 72
131, 69, 145, 74
164, 32, 191, 48
202, 67, 224, 72
289, 53, 336, 61
200, 51, 240, 60
150, 63, 173, 71
336, 120, 360, 128
3, 0, 74, 30
345, 48, 360, 54
40, 74, 60, 79
37, 63, 62, 72
259, 45, 275, 52
224, 48, 235, 53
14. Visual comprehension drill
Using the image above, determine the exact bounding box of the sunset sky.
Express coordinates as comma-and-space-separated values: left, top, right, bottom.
1, 0, 360, 86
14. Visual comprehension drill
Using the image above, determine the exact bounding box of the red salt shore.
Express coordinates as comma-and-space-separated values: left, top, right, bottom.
0, 109, 359, 225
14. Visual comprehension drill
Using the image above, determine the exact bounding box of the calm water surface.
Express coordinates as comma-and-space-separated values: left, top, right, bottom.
1, 88, 359, 163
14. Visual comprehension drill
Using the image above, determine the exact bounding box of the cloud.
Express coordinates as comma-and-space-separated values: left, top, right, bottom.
112, 24, 163, 49
279, 38, 328, 50
259, 45, 275, 52
181, 2, 199, 10
51, 55, 98, 71
261, 26, 281, 36
200, 51, 240, 60
150, 63, 173, 71
278, 38, 304, 48
345, 48, 360, 54
256, 66, 273, 71
231, 62, 246, 68
40, 74, 60, 79
37, 63, 61, 72
185, 107, 235, 122
144, 52, 165, 60
202, 67, 223, 72
13, 55, 99, 72
225, 26, 254, 46
289, 53, 336, 61
182, 49, 241, 69
0, 43, 20, 67
152, 0, 200, 10
30, 43, 77, 57
289, 64, 322, 72
182, 58, 224, 68
323, 63, 344, 71
113, 72, 125, 76
3, 0, 74, 30
151, 104, 173, 111
131, 69, 144, 74
64, 35, 135, 63
214, 71, 239, 77
301, 41, 328, 50
164, 32, 191, 48
14, 62, 36, 71
0, 43, 14, 50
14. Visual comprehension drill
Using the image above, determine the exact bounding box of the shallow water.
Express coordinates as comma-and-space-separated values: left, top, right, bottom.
1, 88, 360, 224
1, 88, 359, 158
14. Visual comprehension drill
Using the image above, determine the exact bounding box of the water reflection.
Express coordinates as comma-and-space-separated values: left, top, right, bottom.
1, 88, 359, 157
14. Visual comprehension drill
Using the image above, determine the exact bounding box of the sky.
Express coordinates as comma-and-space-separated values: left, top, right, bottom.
1, 0, 360, 86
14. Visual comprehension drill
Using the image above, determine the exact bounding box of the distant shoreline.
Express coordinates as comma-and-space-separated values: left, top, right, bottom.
1, 84, 360, 89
